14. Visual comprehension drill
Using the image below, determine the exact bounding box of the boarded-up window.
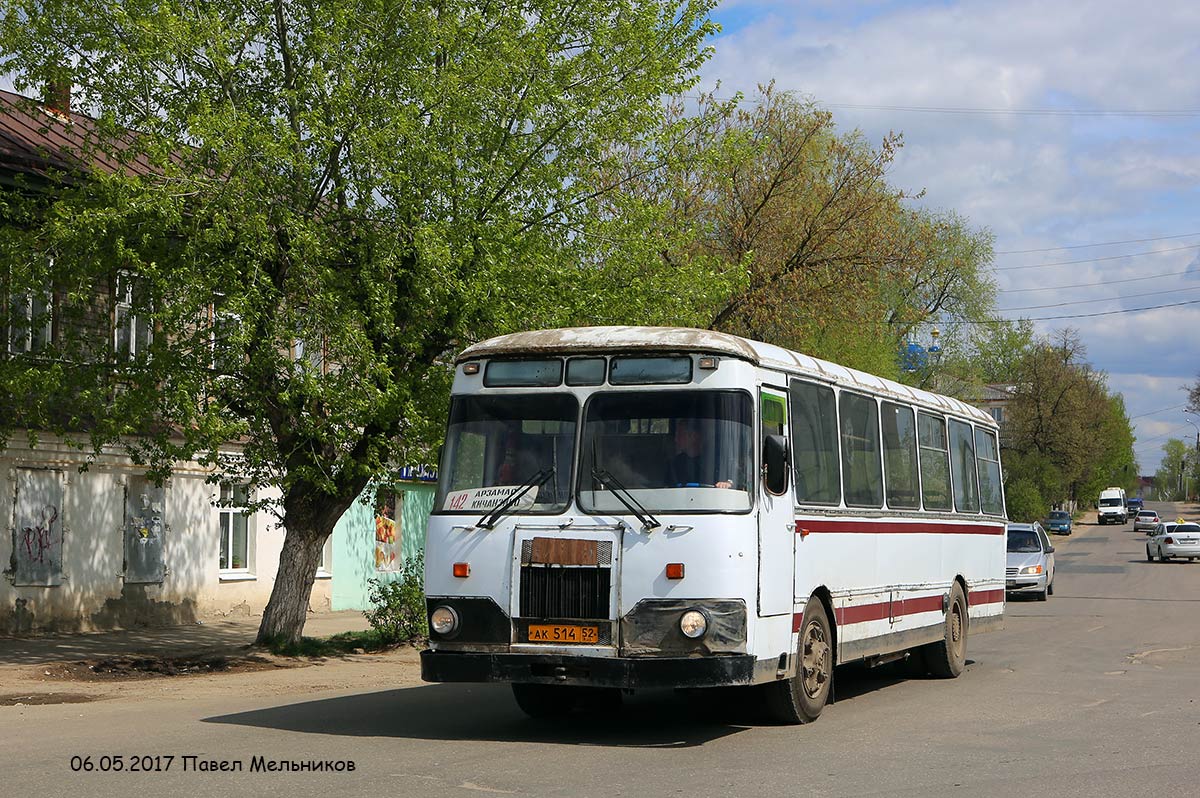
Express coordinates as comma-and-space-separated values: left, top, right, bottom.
124, 477, 166, 584
11, 468, 65, 586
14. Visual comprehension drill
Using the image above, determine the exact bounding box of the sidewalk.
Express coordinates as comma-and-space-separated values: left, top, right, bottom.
0, 610, 372, 667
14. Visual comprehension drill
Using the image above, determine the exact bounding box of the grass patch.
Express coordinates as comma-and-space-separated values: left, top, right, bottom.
261, 629, 399, 657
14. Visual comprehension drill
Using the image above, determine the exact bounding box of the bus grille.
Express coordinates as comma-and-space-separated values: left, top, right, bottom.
519, 565, 611, 620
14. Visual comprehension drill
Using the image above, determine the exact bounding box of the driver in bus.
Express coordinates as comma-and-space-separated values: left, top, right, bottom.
668, 418, 733, 489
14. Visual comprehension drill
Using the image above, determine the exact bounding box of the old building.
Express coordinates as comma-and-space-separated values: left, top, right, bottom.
1, 88, 432, 633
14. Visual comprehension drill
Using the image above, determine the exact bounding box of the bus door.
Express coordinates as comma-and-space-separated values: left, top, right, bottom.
758, 387, 795, 617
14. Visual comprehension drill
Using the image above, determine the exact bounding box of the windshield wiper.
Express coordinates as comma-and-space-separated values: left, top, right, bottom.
590, 467, 661, 530
477, 468, 555, 530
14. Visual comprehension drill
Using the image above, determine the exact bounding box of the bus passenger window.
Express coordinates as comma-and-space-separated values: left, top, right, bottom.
840, 392, 882, 508
948, 419, 980, 513
918, 412, 952, 510
882, 401, 919, 509
788, 380, 840, 505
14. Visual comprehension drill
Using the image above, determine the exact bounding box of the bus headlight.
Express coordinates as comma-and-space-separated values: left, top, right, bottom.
430, 605, 460, 636
679, 609, 708, 639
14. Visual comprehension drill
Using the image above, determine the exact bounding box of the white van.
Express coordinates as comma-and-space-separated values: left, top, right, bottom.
1097, 487, 1127, 525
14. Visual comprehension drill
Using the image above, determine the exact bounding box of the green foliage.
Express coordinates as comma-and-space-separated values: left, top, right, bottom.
998, 330, 1137, 511
363, 555, 427, 644
0, 0, 719, 642
591, 84, 997, 376
1003, 475, 1046, 525
261, 629, 394, 657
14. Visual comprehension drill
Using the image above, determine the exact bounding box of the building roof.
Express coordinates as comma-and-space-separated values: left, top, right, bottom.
460, 326, 993, 425
0, 89, 156, 184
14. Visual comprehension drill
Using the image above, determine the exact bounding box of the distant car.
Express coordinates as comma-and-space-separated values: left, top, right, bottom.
1133, 510, 1160, 534
1146, 522, 1200, 562
1007, 522, 1055, 600
1126, 496, 1144, 513
1045, 510, 1072, 535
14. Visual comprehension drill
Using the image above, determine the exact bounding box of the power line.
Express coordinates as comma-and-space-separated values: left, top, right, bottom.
940, 297, 1200, 325
1130, 403, 1188, 420
997, 268, 1198, 293
992, 243, 1200, 271
823, 102, 1200, 118
998, 284, 1200, 312
995, 232, 1200, 255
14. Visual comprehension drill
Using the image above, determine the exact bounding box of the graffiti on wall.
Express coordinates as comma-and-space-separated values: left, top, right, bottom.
11, 468, 65, 586
374, 488, 402, 572
124, 479, 166, 584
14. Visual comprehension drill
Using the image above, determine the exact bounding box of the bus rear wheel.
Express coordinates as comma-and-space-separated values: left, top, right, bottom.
763, 599, 833, 724
924, 583, 967, 678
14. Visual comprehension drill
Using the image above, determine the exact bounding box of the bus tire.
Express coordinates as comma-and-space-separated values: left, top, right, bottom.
925, 583, 967, 678
763, 599, 833, 724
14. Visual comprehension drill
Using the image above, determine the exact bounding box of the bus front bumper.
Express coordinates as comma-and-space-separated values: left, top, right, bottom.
421, 649, 757, 689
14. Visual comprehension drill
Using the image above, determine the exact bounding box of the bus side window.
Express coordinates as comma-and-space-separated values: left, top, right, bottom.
789, 380, 841, 505
917, 412, 952, 510
840, 391, 883, 508
948, 418, 980, 513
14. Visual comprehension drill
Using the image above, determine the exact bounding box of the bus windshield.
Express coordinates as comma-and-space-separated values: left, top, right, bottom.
580, 390, 753, 513
435, 394, 576, 514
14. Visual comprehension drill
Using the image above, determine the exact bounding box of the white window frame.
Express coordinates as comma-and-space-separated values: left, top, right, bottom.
114, 270, 152, 359
8, 289, 53, 355
210, 291, 242, 375
217, 482, 254, 578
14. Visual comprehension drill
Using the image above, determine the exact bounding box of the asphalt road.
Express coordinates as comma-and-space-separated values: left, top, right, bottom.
4, 502, 1199, 798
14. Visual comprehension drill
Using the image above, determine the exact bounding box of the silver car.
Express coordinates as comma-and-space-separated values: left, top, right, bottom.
1146, 522, 1200, 562
1133, 510, 1160, 534
1006, 522, 1055, 600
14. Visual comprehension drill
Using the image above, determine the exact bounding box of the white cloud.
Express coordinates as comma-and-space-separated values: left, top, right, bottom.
705, 0, 1200, 470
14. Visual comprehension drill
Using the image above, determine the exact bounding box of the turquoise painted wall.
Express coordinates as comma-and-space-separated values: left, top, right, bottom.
330, 482, 435, 611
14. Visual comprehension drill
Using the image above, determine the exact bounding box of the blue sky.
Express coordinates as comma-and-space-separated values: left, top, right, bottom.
702, 0, 1200, 476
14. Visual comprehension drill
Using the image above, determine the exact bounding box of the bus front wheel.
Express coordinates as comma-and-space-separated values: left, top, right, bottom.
924, 583, 967, 678
763, 599, 833, 724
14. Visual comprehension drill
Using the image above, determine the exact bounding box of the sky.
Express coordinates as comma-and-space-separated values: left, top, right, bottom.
699, 0, 1200, 476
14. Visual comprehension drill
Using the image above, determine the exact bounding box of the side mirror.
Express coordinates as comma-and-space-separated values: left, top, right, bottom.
763, 434, 789, 496
1046, 546, 1055, 554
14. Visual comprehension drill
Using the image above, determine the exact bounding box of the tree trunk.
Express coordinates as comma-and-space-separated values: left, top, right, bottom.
255, 526, 328, 646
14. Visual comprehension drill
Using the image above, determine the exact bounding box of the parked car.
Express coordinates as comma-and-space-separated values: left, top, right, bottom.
1126, 496, 1144, 513
1007, 522, 1055, 600
1146, 522, 1200, 562
1045, 510, 1073, 535
1133, 510, 1160, 534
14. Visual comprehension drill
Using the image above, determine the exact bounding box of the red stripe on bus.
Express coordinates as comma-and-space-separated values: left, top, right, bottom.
793, 589, 1003, 631
968, 589, 1004, 606
795, 519, 1005, 536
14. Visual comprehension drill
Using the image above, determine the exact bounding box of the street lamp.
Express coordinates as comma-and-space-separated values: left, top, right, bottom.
1184, 412, 1200, 502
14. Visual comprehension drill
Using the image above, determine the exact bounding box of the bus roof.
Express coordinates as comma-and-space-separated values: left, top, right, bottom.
459, 326, 993, 426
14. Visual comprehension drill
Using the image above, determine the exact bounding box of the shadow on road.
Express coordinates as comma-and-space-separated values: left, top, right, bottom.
203, 665, 921, 746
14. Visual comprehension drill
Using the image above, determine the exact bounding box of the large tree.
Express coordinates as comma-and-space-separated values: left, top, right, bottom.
592, 85, 996, 378
1000, 330, 1136, 518
0, 0, 718, 643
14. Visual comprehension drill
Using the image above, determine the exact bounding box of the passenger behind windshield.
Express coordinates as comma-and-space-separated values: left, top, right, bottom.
1007, 530, 1042, 553
669, 417, 733, 488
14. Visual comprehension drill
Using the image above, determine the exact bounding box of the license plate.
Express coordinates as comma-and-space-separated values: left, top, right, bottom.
527, 624, 599, 644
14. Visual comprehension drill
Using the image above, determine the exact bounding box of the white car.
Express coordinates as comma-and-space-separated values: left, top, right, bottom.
1146, 522, 1200, 562
1007, 522, 1055, 600
1133, 510, 1160, 534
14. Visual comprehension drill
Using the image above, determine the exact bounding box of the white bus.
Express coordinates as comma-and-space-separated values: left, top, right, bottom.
421, 327, 1006, 723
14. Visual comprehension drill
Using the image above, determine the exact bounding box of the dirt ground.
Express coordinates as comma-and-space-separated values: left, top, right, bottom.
0, 612, 426, 707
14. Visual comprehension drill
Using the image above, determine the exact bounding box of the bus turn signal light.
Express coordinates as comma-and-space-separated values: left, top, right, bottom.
666, 563, 685, 579
453, 562, 471, 578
